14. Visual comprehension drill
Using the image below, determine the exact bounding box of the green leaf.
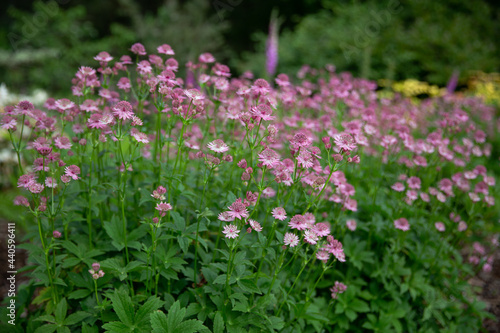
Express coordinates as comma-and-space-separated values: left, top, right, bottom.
150, 310, 169, 333
68, 289, 92, 300
177, 236, 189, 254
173, 319, 206, 333
213, 312, 224, 333
167, 301, 186, 330
35, 315, 56, 323
54, 299, 68, 324
102, 322, 132, 332
237, 279, 261, 294
103, 216, 125, 251
64, 311, 91, 325
109, 289, 135, 326
350, 299, 370, 313
34, 324, 57, 333
171, 211, 186, 232
135, 297, 163, 326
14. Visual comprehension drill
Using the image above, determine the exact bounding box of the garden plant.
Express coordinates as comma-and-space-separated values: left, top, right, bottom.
0, 42, 499, 332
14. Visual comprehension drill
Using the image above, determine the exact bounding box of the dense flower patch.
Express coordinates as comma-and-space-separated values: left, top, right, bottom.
1, 43, 499, 332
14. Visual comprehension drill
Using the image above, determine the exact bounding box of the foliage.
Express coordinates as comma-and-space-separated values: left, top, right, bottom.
0, 46, 499, 332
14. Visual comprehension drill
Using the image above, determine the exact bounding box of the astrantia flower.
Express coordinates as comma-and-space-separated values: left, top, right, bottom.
157, 44, 175, 55
55, 98, 75, 111
251, 78, 270, 95
155, 202, 172, 217
435, 222, 445, 232
15, 100, 34, 115
28, 182, 44, 194
316, 250, 330, 263
334, 133, 356, 151
131, 131, 149, 144
249, 219, 262, 232
17, 174, 37, 188
13, 196, 29, 207
94, 51, 113, 63
304, 230, 319, 244
289, 214, 307, 230
227, 198, 249, 220
54, 136, 72, 150
394, 218, 410, 231
258, 148, 280, 168
207, 139, 229, 153
112, 101, 134, 120
65, 165, 81, 180
312, 222, 330, 237
218, 211, 235, 222
283, 232, 299, 247
272, 207, 287, 220
290, 133, 311, 148
199, 52, 215, 63
223, 224, 240, 239
346, 219, 357, 231
130, 43, 146, 55
250, 104, 275, 121
330, 281, 347, 299
45, 177, 57, 188
458, 221, 467, 232
1, 115, 17, 130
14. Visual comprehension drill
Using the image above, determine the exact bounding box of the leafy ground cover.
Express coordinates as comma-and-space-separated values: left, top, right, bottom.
0, 43, 499, 332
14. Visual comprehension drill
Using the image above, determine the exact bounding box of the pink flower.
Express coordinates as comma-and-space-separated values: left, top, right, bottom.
1, 115, 17, 130
227, 198, 249, 220
207, 139, 229, 153
334, 133, 356, 151
223, 224, 240, 239
94, 51, 113, 62
112, 101, 134, 120
312, 222, 330, 237
13, 196, 29, 207
54, 136, 72, 150
45, 177, 57, 188
304, 230, 319, 244
249, 219, 262, 232
28, 182, 44, 194
218, 211, 235, 222
53, 230, 62, 238
283, 232, 299, 247
316, 250, 330, 263
407, 176, 421, 190
65, 165, 81, 180
17, 174, 37, 188
130, 43, 146, 55
199, 52, 215, 63
394, 218, 410, 231
435, 222, 445, 232
258, 148, 280, 168
289, 214, 308, 231
346, 219, 357, 231
330, 281, 347, 299
250, 104, 275, 121
272, 207, 287, 220
155, 202, 172, 213
131, 131, 149, 144
158, 44, 175, 55
458, 221, 467, 232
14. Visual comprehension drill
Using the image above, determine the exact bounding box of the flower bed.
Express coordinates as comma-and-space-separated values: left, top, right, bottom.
1, 43, 499, 332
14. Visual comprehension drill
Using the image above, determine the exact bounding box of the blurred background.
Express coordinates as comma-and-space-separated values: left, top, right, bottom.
0, 0, 499, 97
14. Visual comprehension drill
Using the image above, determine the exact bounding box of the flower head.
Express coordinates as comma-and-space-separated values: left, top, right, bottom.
227, 198, 249, 220
272, 207, 287, 220
207, 139, 229, 153
112, 101, 134, 120
283, 232, 299, 247
394, 218, 410, 231
223, 224, 240, 239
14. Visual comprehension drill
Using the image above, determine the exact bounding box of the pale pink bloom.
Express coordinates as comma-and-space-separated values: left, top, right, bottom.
316, 251, 330, 263
151, 186, 167, 200
94, 51, 113, 62
227, 198, 249, 220
218, 211, 235, 222
312, 222, 330, 237
132, 131, 149, 144
289, 214, 307, 230
112, 101, 134, 120
28, 182, 44, 194
290, 133, 312, 148
158, 44, 175, 55
484, 196, 495, 206
304, 230, 319, 244
391, 182, 405, 192
283, 232, 299, 247
272, 207, 287, 220
458, 221, 467, 232
198, 52, 215, 63
463, 171, 477, 180
468, 192, 480, 202
55, 98, 75, 110
223, 224, 240, 239
117, 77, 131, 90
65, 165, 81, 180
297, 150, 314, 168
483, 176, 495, 186
346, 219, 357, 231
334, 133, 356, 151
80, 99, 99, 112
435, 222, 445, 232
13, 196, 29, 207
130, 43, 146, 55
258, 148, 280, 168
249, 219, 262, 232
207, 139, 229, 153
1, 115, 17, 130
407, 176, 421, 190
436, 192, 446, 203
330, 281, 347, 299
54, 136, 72, 150
17, 174, 37, 188
155, 202, 172, 217
420, 192, 430, 202
262, 187, 276, 198
53, 230, 62, 238
45, 177, 57, 188
250, 104, 275, 121
304, 213, 316, 227
344, 198, 358, 212
394, 218, 410, 231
